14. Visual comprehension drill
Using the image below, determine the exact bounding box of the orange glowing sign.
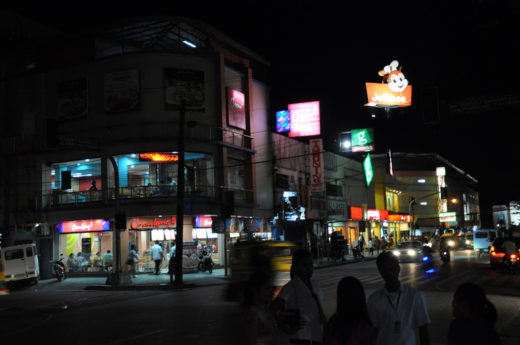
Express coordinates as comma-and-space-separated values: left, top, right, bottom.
366, 60, 412, 107
139, 152, 179, 162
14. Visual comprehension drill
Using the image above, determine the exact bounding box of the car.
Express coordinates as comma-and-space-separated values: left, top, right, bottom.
489, 237, 520, 270
392, 241, 424, 263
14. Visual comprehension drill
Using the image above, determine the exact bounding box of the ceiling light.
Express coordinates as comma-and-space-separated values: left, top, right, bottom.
417, 179, 426, 183
182, 40, 197, 48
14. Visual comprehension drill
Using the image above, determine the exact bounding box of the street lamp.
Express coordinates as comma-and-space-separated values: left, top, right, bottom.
409, 197, 416, 237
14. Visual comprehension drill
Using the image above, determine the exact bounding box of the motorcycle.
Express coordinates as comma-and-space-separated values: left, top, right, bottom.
198, 250, 214, 274
53, 255, 66, 282
440, 249, 450, 264
503, 253, 519, 274
422, 254, 434, 272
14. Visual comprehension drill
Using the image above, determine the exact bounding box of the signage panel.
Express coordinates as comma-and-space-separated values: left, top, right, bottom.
227, 88, 246, 129
276, 110, 290, 133
350, 206, 363, 220
130, 216, 176, 230
288, 101, 321, 137
363, 154, 374, 187
57, 219, 110, 234
439, 212, 457, 222
139, 152, 178, 162
365, 60, 412, 108
310, 139, 325, 192
194, 215, 213, 228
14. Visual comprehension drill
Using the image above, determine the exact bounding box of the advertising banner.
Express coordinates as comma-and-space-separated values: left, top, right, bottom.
104, 69, 140, 113
227, 88, 246, 129
365, 60, 412, 108
130, 216, 176, 230
288, 101, 321, 137
57, 78, 88, 120
57, 219, 110, 234
310, 139, 325, 193
164, 68, 205, 111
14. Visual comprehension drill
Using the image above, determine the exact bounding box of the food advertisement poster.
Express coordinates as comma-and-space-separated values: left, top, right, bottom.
182, 242, 199, 272
164, 68, 205, 111
104, 69, 140, 113
57, 78, 88, 120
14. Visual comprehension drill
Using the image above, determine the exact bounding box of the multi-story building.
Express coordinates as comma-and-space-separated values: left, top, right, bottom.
1, 14, 273, 278
371, 152, 480, 243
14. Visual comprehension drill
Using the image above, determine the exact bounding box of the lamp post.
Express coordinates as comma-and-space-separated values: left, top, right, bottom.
409, 197, 416, 237
174, 99, 186, 287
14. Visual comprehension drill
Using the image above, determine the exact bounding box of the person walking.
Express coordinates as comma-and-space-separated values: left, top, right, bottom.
359, 234, 365, 254
368, 239, 374, 256
374, 236, 380, 255
151, 241, 164, 275
243, 271, 277, 345
270, 249, 326, 344
127, 244, 140, 278
447, 283, 501, 345
324, 276, 376, 345
367, 251, 431, 345
168, 241, 176, 284
103, 250, 113, 271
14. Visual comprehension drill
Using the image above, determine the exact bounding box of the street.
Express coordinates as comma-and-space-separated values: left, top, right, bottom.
1, 250, 519, 345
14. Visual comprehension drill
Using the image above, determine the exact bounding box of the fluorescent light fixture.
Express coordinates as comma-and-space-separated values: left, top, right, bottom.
417, 179, 426, 183
85, 159, 90, 162
182, 40, 197, 48
420, 201, 428, 206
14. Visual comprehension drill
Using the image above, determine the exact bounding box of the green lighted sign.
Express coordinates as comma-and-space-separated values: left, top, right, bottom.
339, 128, 375, 152
363, 154, 373, 187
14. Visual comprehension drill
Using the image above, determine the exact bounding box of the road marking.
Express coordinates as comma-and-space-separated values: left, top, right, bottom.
104, 329, 167, 345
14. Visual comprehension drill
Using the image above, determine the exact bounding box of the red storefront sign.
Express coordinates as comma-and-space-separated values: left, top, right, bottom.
57, 219, 110, 233
388, 214, 413, 222
194, 215, 213, 228
350, 206, 363, 220
310, 138, 325, 193
130, 216, 176, 230
367, 209, 388, 221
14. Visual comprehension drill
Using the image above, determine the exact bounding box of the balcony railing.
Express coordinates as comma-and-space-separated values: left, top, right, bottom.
44, 185, 215, 208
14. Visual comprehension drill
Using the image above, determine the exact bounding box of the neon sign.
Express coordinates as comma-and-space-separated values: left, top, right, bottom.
130, 216, 176, 229
363, 154, 373, 187
288, 101, 321, 137
57, 219, 110, 233
194, 215, 213, 228
365, 60, 412, 107
439, 212, 457, 222
139, 153, 179, 162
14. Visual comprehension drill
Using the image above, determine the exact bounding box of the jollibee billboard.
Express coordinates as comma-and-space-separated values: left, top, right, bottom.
366, 60, 412, 107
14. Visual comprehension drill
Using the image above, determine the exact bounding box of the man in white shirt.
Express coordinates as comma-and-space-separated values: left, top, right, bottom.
270, 249, 326, 345
151, 241, 164, 275
368, 251, 431, 345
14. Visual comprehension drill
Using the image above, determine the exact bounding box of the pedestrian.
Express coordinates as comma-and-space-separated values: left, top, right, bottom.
127, 244, 140, 278
151, 241, 164, 275
368, 239, 374, 256
103, 250, 113, 271
324, 276, 376, 345
67, 253, 77, 272
243, 271, 277, 345
447, 282, 501, 345
374, 236, 380, 254
168, 241, 176, 284
270, 248, 326, 344
382, 237, 387, 250
367, 251, 431, 345
359, 234, 365, 254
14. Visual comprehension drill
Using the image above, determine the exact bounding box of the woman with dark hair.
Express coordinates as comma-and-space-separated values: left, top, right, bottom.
324, 276, 376, 345
447, 282, 501, 345
242, 271, 276, 345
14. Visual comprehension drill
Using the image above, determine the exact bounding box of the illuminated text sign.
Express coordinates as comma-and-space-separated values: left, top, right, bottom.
57, 219, 110, 233
288, 101, 321, 137
439, 212, 457, 222
130, 216, 176, 229
139, 153, 179, 162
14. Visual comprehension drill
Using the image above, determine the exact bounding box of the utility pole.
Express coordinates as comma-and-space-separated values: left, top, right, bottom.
174, 99, 185, 287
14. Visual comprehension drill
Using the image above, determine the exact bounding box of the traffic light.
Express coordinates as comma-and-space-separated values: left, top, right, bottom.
115, 211, 127, 230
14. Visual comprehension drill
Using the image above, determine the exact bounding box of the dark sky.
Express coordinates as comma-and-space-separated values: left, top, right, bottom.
4, 1, 520, 225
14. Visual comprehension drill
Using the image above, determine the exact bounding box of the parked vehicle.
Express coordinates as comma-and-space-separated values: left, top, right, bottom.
0, 243, 40, 285
473, 228, 498, 256
197, 250, 214, 274
53, 254, 66, 281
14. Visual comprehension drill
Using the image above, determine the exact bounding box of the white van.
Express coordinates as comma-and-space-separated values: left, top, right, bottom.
0, 243, 40, 284
473, 229, 498, 256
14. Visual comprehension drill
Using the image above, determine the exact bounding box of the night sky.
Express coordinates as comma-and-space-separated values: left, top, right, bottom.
4, 1, 520, 226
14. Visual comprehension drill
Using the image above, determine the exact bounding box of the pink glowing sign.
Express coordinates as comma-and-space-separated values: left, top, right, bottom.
227, 88, 246, 129
288, 101, 321, 137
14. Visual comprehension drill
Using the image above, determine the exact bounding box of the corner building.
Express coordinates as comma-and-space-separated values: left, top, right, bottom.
1, 16, 273, 278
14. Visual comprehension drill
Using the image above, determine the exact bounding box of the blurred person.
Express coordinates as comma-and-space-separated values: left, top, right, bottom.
243, 271, 276, 345
151, 241, 164, 275
447, 282, 501, 345
92, 251, 103, 270
103, 250, 113, 271
324, 276, 376, 345
367, 251, 431, 345
127, 245, 140, 278
67, 253, 77, 272
270, 249, 326, 344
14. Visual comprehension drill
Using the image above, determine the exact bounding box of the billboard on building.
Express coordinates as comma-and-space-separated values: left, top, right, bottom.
227, 88, 247, 129
164, 68, 205, 111
288, 101, 321, 137
365, 60, 412, 108
104, 69, 140, 113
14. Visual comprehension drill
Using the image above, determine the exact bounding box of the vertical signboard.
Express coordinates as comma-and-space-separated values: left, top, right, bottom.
227, 88, 246, 129
363, 154, 373, 187
310, 139, 325, 192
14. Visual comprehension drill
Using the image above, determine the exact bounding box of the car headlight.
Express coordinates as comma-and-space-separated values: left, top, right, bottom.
448, 240, 455, 247
392, 250, 400, 256
407, 250, 416, 256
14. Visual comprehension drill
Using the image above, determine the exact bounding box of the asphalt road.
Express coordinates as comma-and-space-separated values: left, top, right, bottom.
1, 250, 519, 345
